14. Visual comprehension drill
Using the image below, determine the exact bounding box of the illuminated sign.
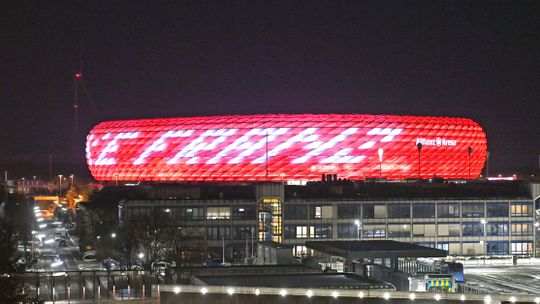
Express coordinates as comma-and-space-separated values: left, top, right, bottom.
86, 114, 487, 181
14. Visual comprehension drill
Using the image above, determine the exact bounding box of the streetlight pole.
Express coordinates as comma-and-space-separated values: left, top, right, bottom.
70, 174, 75, 188
251, 225, 254, 258
222, 235, 226, 264
481, 219, 488, 264
378, 148, 384, 180
534, 222, 539, 258
416, 143, 422, 179
467, 147, 473, 180
58, 175, 63, 197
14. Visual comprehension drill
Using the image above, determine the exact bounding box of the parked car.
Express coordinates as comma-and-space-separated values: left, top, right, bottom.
202, 258, 223, 267
122, 264, 143, 271
58, 240, 67, 247
103, 258, 119, 270
82, 251, 97, 262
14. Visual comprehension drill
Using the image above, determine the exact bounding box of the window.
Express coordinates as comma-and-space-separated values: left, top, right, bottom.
487, 203, 508, 217
511, 203, 532, 217
206, 207, 231, 220
363, 225, 386, 238
437, 203, 460, 218
337, 224, 358, 238
315, 206, 322, 218
449, 243, 461, 255
437, 224, 461, 236
388, 203, 410, 218
182, 207, 204, 220
284, 204, 308, 220
437, 243, 449, 251
462, 242, 484, 255
415, 242, 436, 249
388, 224, 410, 237
293, 245, 310, 257
511, 242, 532, 255
511, 223, 532, 236
285, 225, 332, 239
462, 203, 484, 218
487, 241, 509, 255
487, 222, 508, 236
232, 206, 256, 220
337, 204, 361, 219
284, 225, 296, 239
296, 226, 309, 238
207, 226, 230, 240
363, 204, 386, 219
412, 224, 437, 237
462, 222, 483, 236
311, 224, 332, 238
311, 205, 333, 219
233, 225, 254, 239
184, 226, 205, 240
412, 203, 435, 218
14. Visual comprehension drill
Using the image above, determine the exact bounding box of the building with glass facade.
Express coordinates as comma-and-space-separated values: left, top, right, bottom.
115, 181, 538, 261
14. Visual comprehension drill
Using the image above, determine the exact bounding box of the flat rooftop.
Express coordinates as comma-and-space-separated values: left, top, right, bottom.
195, 273, 392, 290
99, 180, 531, 201
306, 240, 448, 259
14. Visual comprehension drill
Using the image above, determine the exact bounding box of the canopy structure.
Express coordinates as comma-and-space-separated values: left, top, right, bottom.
305, 240, 448, 259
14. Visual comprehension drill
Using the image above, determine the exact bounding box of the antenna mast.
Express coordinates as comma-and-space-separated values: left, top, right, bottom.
73, 43, 83, 136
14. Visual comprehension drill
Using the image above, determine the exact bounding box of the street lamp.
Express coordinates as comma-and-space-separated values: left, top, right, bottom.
377, 148, 384, 179
354, 220, 362, 240
467, 147, 473, 180
70, 174, 75, 187
58, 175, 63, 196
111, 233, 116, 238
534, 222, 539, 258
481, 219, 488, 263
416, 143, 422, 179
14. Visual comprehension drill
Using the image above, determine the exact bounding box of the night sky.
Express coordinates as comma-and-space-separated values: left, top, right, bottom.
1, 1, 539, 179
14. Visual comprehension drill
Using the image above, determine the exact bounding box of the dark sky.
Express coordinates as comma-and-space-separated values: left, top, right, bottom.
1, 1, 539, 179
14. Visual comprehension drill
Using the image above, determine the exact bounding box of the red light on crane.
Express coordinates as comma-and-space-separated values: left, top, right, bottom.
75, 73, 82, 79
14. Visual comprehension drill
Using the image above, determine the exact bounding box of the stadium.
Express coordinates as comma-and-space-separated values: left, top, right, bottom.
86, 113, 487, 182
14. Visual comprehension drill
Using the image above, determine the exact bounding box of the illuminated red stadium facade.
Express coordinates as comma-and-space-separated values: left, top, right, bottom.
85, 114, 487, 182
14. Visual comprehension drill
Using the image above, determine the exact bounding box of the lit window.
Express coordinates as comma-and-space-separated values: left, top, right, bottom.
207, 207, 231, 220
296, 226, 308, 238
315, 206, 322, 219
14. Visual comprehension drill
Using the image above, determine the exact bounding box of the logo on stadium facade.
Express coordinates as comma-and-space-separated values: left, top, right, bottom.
416, 137, 457, 147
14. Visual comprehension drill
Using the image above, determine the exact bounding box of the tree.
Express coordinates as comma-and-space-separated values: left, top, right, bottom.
0, 218, 17, 273
0, 276, 43, 304
65, 187, 78, 210
0, 192, 33, 272
65, 186, 90, 210
120, 216, 174, 269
